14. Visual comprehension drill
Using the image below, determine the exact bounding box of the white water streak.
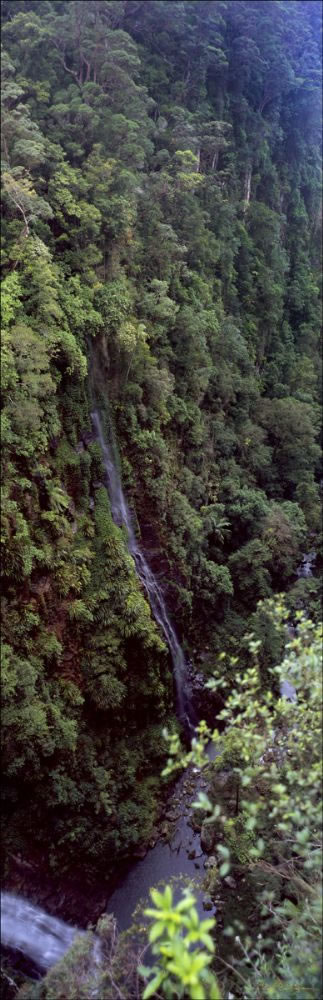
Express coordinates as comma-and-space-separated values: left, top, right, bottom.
1, 413, 197, 972
1, 892, 82, 970
91, 409, 194, 730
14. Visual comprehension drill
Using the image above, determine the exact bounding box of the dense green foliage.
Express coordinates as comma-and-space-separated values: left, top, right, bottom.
18, 605, 322, 999
161, 604, 323, 999
139, 885, 220, 1000
1, 0, 321, 887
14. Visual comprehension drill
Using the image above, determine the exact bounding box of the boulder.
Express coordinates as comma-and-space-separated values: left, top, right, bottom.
185, 662, 224, 726
200, 822, 217, 853
224, 875, 237, 889
204, 855, 217, 869
133, 845, 147, 859
189, 815, 202, 833
203, 868, 219, 895
209, 769, 237, 812
165, 809, 181, 822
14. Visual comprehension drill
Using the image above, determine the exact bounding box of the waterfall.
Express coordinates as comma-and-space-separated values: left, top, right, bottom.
91, 410, 195, 734
280, 549, 316, 701
296, 551, 316, 579
1, 892, 85, 971
0, 412, 197, 974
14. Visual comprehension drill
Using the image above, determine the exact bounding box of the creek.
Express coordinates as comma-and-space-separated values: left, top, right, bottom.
1, 746, 219, 978
1, 414, 315, 981
1, 410, 211, 979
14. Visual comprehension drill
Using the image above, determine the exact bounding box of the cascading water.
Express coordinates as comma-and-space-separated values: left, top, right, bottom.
279, 553, 316, 702
91, 409, 196, 734
1, 431, 318, 977
1, 412, 199, 974
1, 892, 84, 971
297, 551, 316, 579
1, 749, 218, 978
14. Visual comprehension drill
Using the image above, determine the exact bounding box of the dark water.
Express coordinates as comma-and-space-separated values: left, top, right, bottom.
107, 743, 219, 931
1, 746, 218, 972
2, 410, 205, 972
2, 412, 311, 973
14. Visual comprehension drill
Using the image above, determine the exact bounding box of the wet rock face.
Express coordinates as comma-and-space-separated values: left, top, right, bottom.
185, 663, 224, 728
81, 428, 97, 447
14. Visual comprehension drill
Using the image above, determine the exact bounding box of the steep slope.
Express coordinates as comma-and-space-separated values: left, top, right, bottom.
1, 0, 321, 880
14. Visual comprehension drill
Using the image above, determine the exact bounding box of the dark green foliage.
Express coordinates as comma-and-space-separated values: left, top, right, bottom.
1, 0, 321, 882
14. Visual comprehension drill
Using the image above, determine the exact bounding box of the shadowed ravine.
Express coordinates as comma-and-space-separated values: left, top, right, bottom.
1, 411, 205, 976
0, 417, 308, 978
91, 408, 197, 736
1, 744, 219, 976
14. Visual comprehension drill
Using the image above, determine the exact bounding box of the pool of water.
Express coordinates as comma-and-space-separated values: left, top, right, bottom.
107, 743, 219, 930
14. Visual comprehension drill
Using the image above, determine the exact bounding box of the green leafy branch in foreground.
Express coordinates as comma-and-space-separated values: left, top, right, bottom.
139, 885, 220, 1000
15, 601, 322, 1000
238, 887, 322, 1000
162, 719, 212, 780
157, 601, 322, 999
163, 601, 322, 882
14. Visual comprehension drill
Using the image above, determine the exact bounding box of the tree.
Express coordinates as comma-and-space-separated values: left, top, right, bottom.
1, 0, 321, 907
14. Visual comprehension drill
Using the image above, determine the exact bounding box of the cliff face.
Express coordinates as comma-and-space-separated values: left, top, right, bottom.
1, 0, 321, 878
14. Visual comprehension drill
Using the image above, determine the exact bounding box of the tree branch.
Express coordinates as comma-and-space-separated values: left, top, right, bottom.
54, 42, 82, 89
6, 190, 30, 237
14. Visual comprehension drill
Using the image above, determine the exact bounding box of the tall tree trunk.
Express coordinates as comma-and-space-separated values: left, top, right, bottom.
242, 164, 252, 213
211, 150, 219, 171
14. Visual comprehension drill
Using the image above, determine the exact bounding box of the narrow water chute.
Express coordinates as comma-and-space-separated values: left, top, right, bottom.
91, 409, 196, 733
1, 892, 83, 971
